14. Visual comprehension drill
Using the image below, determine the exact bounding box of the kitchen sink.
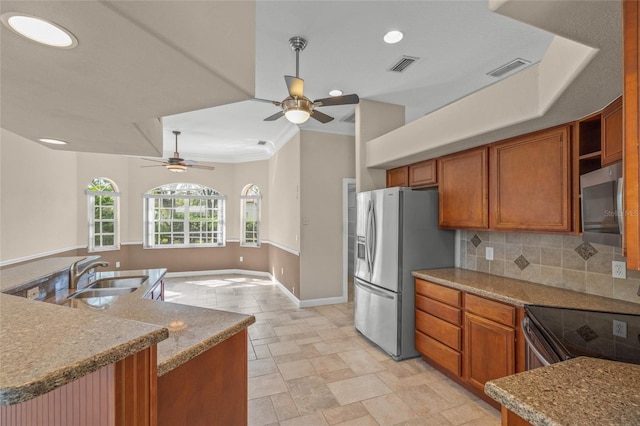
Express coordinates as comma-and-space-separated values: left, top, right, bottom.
87, 276, 147, 289
69, 287, 138, 299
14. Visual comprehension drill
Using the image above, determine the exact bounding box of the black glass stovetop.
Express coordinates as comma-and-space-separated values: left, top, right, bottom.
525, 305, 640, 365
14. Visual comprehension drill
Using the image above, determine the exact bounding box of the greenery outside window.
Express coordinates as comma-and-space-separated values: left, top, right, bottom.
144, 183, 225, 248
241, 184, 261, 247
87, 177, 120, 252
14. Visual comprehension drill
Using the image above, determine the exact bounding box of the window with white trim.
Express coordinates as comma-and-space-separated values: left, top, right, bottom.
143, 183, 225, 248
87, 177, 120, 252
241, 184, 261, 247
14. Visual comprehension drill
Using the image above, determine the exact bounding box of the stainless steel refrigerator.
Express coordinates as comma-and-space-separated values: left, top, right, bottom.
354, 187, 454, 360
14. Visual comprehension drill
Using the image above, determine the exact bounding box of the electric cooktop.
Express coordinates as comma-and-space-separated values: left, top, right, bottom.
525, 305, 640, 365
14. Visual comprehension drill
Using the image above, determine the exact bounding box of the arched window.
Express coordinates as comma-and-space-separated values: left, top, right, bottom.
86, 177, 120, 252
143, 183, 226, 248
241, 184, 261, 247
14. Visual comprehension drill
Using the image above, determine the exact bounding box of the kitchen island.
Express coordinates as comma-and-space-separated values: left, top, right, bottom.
485, 357, 640, 426
0, 257, 255, 425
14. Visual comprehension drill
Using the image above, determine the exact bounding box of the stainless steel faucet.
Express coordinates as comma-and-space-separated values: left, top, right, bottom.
69, 258, 109, 289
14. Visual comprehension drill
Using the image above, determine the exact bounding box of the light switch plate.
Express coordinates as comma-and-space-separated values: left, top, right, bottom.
485, 247, 494, 261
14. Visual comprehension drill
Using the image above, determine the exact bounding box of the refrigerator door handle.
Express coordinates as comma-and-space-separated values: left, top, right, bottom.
369, 201, 377, 272
355, 280, 394, 300
366, 200, 373, 273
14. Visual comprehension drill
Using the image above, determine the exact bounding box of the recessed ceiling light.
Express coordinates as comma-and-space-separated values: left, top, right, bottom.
384, 30, 404, 44
329, 89, 343, 97
38, 138, 68, 145
1, 13, 78, 48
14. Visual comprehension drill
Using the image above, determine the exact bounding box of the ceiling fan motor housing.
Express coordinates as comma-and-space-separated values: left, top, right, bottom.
289, 36, 307, 52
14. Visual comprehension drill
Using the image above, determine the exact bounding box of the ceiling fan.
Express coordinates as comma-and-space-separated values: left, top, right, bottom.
142, 131, 215, 173
256, 36, 359, 124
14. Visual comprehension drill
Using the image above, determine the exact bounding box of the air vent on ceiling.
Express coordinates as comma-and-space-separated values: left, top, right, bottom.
388, 56, 419, 73
341, 112, 356, 123
487, 58, 530, 78
257, 140, 268, 145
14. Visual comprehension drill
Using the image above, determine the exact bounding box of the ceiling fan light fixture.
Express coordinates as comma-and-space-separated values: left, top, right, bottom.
384, 30, 404, 44
166, 164, 187, 173
282, 97, 312, 124
285, 109, 310, 124
2, 13, 77, 48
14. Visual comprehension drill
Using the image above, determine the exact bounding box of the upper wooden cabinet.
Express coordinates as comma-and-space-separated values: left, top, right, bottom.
409, 159, 437, 187
438, 147, 489, 229
386, 166, 408, 187
490, 126, 572, 232
601, 96, 623, 166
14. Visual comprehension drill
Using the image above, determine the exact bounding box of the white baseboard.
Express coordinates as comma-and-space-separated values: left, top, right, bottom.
165, 269, 348, 308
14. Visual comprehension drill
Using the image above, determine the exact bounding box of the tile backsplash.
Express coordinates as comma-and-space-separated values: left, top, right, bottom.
459, 230, 640, 304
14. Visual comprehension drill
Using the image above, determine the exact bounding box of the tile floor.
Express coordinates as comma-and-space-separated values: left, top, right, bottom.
163, 274, 500, 426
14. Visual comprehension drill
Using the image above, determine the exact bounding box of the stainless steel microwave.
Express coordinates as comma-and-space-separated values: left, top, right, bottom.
580, 162, 623, 247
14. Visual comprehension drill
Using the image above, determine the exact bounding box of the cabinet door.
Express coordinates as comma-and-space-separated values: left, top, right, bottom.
409, 159, 437, 187
438, 147, 489, 229
464, 312, 515, 393
490, 126, 571, 232
386, 166, 408, 187
601, 96, 623, 166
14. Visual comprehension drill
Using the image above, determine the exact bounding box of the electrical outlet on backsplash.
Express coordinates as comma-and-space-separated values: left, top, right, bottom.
458, 230, 640, 303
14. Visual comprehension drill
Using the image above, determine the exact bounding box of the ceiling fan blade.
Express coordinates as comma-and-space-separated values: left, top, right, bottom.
253, 98, 281, 106
141, 157, 168, 164
264, 111, 285, 121
313, 94, 360, 107
310, 110, 334, 123
141, 164, 167, 168
188, 164, 216, 171
285, 75, 304, 98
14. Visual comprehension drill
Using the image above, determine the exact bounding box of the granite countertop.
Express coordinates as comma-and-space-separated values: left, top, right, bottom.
485, 357, 640, 426
0, 293, 168, 406
412, 268, 640, 314
0, 258, 256, 405
0, 256, 99, 294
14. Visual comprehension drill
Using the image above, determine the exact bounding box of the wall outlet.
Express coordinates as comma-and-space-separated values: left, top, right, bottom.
485, 247, 494, 261
240, 256, 243, 262
612, 260, 627, 279
115, 261, 121, 268
26, 287, 40, 300
292, 287, 295, 295
613, 319, 627, 338
281, 267, 284, 276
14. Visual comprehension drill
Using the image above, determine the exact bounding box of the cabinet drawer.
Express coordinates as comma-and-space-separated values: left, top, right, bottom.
415, 330, 461, 377
416, 310, 462, 350
415, 279, 462, 307
416, 294, 462, 325
465, 294, 515, 327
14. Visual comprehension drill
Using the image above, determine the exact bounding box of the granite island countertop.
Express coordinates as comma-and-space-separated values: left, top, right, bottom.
412, 268, 640, 314
485, 357, 640, 426
0, 258, 255, 405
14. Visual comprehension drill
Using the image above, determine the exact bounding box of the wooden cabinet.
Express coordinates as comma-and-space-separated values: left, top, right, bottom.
408, 159, 437, 187
438, 147, 489, 229
415, 279, 520, 406
490, 125, 572, 232
415, 279, 463, 377
386, 166, 408, 187
623, 0, 640, 270
464, 294, 516, 394
601, 97, 623, 166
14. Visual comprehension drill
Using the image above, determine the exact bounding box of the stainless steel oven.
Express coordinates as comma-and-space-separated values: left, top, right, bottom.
522, 315, 565, 369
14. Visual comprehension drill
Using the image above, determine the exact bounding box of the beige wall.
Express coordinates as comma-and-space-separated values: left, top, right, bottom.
355, 99, 404, 192
267, 132, 301, 252
299, 131, 355, 300
1, 129, 79, 261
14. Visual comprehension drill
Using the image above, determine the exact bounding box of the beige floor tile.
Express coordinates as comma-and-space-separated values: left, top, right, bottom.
268, 340, 301, 356
396, 384, 461, 417
313, 338, 362, 355
320, 368, 358, 383
440, 401, 491, 425
248, 396, 278, 426
279, 411, 329, 426
327, 373, 392, 405
253, 344, 272, 359
398, 413, 454, 425
274, 324, 305, 336
426, 379, 479, 405
375, 370, 410, 392
322, 402, 369, 425
335, 415, 379, 426
249, 372, 288, 399
271, 392, 299, 421
338, 349, 387, 375
278, 359, 317, 381
249, 357, 279, 378
287, 375, 340, 415
309, 353, 350, 373
316, 327, 349, 341
402, 370, 447, 387
362, 393, 418, 425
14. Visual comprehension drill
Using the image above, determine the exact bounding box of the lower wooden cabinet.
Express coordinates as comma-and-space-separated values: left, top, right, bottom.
415, 279, 520, 405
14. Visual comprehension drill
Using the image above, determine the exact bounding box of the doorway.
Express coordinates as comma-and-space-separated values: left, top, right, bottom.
343, 178, 356, 302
